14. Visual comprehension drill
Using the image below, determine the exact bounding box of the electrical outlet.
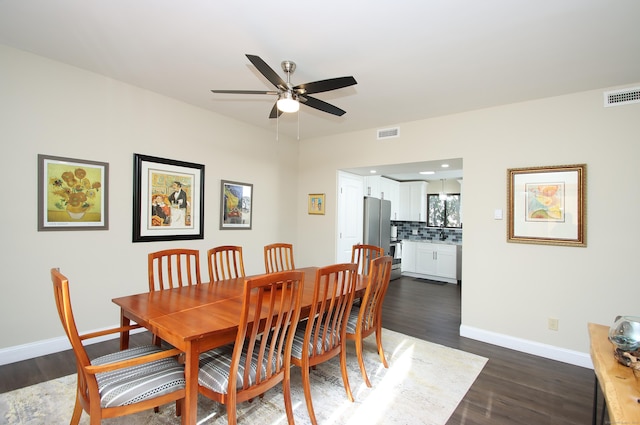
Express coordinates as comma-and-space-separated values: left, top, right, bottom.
548, 318, 559, 331
412, 229, 418, 235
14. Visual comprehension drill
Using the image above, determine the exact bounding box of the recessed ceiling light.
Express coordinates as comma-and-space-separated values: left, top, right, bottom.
419, 171, 435, 175
369, 170, 377, 174
441, 164, 449, 168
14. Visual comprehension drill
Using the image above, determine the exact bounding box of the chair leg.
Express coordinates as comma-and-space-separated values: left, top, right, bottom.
70, 390, 83, 425
283, 372, 296, 425
355, 337, 372, 387
301, 365, 319, 425
375, 326, 388, 368
226, 392, 237, 425
176, 398, 183, 417
339, 347, 354, 402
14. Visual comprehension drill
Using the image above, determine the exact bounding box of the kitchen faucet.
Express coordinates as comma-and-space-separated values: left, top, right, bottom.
439, 228, 447, 241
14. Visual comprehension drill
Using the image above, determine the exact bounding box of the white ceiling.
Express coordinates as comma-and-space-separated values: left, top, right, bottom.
343, 158, 464, 183
1, 1, 638, 180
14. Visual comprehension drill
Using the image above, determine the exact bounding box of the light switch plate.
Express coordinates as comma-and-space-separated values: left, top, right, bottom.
494, 209, 503, 220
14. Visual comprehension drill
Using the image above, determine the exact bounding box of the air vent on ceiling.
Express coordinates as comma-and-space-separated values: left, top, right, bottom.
377, 127, 400, 140
603, 87, 640, 107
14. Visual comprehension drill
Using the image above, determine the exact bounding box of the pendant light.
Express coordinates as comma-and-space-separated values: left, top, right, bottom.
439, 179, 447, 201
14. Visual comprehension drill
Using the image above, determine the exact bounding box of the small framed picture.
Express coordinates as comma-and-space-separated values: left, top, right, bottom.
220, 180, 253, 230
308, 193, 325, 215
507, 164, 586, 247
37, 154, 109, 231
133, 153, 205, 242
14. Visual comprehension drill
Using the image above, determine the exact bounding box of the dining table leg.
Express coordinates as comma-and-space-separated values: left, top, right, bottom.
182, 342, 199, 425
119, 309, 130, 350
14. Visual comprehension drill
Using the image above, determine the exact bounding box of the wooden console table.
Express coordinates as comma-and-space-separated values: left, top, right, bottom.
588, 322, 640, 425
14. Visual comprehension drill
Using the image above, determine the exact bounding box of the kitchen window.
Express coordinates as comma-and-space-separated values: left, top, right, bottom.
427, 193, 461, 228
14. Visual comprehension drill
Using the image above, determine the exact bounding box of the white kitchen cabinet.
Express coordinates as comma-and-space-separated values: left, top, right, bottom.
364, 175, 381, 198
398, 181, 427, 222
364, 176, 400, 220
401, 240, 460, 283
415, 243, 437, 275
380, 177, 400, 220
400, 240, 416, 273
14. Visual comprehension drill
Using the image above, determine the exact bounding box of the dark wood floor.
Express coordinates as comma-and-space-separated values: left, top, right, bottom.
381, 277, 598, 425
0, 276, 599, 424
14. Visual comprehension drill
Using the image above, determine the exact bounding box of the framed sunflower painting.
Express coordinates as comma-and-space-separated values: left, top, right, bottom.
37, 154, 109, 231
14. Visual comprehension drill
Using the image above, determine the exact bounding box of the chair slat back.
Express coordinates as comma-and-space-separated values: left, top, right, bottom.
359, 256, 393, 332
264, 243, 295, 274
207, 245, 245, 282
232, 271, 304, 394
148, 249, 202, 291
304, 263, 358, 359
351, 244, 384, 276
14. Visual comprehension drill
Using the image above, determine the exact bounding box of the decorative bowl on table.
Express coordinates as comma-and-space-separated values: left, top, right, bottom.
608, 316, 640, 352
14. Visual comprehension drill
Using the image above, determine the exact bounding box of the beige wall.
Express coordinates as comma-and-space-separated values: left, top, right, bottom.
295, 85, 640, 365
0, 45, 299, 353
2, 42, 639, 367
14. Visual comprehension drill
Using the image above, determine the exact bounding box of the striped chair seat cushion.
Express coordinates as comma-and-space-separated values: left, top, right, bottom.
291, 324, 340, 360
345, 306, 361, 334
92, 345, 185, 408
198, 343, 281, 394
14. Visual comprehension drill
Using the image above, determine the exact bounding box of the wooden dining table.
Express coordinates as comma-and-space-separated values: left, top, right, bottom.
112, 266, 366, 425
588, 322, 640, 425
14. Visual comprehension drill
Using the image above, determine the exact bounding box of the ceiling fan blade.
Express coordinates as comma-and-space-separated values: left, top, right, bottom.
211, 89, 278, 95
294, 76, 357, 95
300, 95, 347, 116
245, 54, 288, 90
269, 103, 283, 119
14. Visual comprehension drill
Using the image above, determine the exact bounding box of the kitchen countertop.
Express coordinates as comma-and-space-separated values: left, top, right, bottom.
401, 238, 462, 246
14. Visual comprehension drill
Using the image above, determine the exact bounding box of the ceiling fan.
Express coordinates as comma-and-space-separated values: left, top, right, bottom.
211, 54, 357, 118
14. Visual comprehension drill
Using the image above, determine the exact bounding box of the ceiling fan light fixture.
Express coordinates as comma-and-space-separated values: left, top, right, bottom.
277, 92, 299, 113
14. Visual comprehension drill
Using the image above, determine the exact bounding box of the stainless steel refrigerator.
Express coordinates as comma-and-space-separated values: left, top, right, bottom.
363, 196, 391, 255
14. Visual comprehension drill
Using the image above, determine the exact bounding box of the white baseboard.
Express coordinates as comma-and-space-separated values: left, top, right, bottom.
0, 326, 146, 366
459, 324, 593, 369
402, 272, 457, 284
2, 324, 592, 369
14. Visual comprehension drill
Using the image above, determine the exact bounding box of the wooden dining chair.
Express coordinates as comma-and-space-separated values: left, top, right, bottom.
148, 248, 202, 291
51, 268, 185, 425
290, 263, 358, 425
264, 243, 295, 273
345, 255, 393, 387
207, 245, 246, 282
351, 244, 384, 277
125, 248, 203, 348
198, 270, 305, 425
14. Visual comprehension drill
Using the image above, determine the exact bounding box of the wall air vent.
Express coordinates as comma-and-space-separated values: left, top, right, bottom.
603, 87, 640, 107
377, 127, 400, 140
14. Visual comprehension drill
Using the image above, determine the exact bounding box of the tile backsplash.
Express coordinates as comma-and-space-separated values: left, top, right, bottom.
392, 221, 463, 244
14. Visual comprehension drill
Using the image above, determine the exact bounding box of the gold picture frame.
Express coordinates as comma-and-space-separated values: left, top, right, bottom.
507, 164, 586, 247
308, 193, 325, 215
